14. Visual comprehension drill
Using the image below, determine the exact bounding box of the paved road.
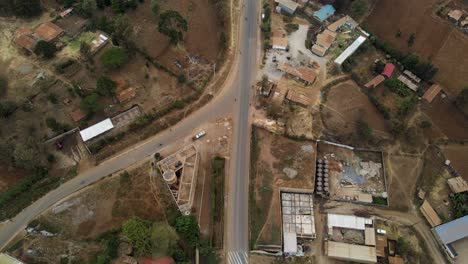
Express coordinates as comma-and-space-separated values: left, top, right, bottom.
225, 0, 259, 263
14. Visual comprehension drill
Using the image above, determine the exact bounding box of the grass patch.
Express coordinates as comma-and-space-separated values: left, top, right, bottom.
372, 196, 388, 206
5, 239, 24, 253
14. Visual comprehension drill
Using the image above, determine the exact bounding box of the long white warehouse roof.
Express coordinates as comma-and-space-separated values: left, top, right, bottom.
334, 36, 367, 65
80, 118, 114, 142
328, 213, 372, 232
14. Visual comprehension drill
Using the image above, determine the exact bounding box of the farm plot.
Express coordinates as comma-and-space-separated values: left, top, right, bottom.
365, 0, 468, 96
322, 81, 390, 139
250, 128, 316, 248
440, 144, 468, 182
421, 96, 468, 140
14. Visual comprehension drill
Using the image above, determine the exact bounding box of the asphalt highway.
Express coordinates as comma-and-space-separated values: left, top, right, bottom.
225, 0, 259, 263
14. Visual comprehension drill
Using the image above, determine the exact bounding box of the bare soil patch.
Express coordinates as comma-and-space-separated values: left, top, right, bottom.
384, 154, 423, 211
250, 128, 316, 247
322, 80, 390, 138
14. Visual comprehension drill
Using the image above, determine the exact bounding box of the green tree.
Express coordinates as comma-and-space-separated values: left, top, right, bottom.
100, 47, 127, 69
350, 0, 368, 18
122, 217, 152, 256
175, 216, 199, 247
80, 93, 103, 113
12, 0, 42, 17
158, 10, 188, 45
150, 222, 179, 257
0, 77, 7, 96
151, 0, 160, 17
34, 41, 56, 59
451, 192, 468, 218
111, 0, 125, 13
407, 33, 416, 47
96, 76, 117, 96
0, 100, 16, 118
356, 119, 373, 141
80, 41, 92, 60
455, 88, 468, 109
78, 0, 96, 17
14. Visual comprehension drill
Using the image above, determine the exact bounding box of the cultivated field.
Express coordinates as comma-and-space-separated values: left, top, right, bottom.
365, 0, 468, 96
322, 80, 390, 139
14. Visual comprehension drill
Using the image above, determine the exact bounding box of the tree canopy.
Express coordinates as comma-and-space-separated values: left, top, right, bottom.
175, 216, 199, 247
80, 93, 103, 113
150, 222, 179, 257
0, 0, 42, 17
122, 217, 153, 257
96, 76, 117, 96
34, 41, 56, 59
158, 10, 188, 45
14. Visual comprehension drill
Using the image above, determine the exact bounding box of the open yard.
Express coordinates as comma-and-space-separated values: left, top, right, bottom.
384, 154, 423, 211
321, 80, 390, 140
365, 0, 468, 97
250, 128, 316, 248
440, 144, 468, 181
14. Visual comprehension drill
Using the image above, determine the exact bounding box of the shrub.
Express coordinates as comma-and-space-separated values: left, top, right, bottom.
384, 78, 411, 97
356, 119, 373, 141
80, 93, 103, 113
420, 120, 432, 129
451, 192, 468, 219
285, 23, 299, 33
0, 101, 16, 118
100, 47, 127, 69
158, 10, 188, 44
407, 33, 416, 47
122, 217, 152, 256
350, 0, 368, 18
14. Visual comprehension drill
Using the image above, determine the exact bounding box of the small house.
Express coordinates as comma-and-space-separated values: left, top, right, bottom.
272, 82, 289, 102
448, 9, 463, 24
403, 70, 421, 83
420, 200, 442, 227
285, 90, 311, 107
275, 0, 299, 14
364, 75, 385, 89
278, 63, 317, 85
313, 5, 336, 22
447, 176, 468, 193
311, 29, 336, 56
90, 33, 109, 54
382, 63, 395, 78
60, 7, 73, 18
14, 28, 37, 52
34, 22, 64, 42
388, 256, 404, 264
260, 81, 275, 97
271, 37, 288, 50
397, 75, 418, 92
423, 84, 442, 103
328, 15, 359, 32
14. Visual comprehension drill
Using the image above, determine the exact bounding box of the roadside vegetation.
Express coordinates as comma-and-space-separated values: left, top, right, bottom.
211, 156, 225, 248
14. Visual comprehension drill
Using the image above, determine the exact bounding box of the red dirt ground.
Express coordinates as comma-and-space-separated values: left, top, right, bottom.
440, 144, 468, 182
0, 166, 25, 193
365, 0, 468, 97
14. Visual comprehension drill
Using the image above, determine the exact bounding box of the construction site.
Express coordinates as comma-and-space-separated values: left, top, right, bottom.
316, 141, 388, 205
156, 145, 199, 215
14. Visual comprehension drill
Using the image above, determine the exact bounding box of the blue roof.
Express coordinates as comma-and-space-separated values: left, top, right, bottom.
313, 5, 336, 22
434, 215, 468, 244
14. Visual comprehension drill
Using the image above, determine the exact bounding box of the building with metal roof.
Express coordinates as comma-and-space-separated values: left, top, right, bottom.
275, 0, 299, 14
79, 118, 114, 142
334, 36, 367, 66
0, 254, 24, 264
382, 63, 395, 78
420, 200, 442, 227
313, 5, 336, 22
326, 241, 377, 263
327, 213, 372, 234
433, 216, 468, 258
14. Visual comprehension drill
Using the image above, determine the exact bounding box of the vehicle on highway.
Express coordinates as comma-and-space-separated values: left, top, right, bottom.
192, 131, 206, 140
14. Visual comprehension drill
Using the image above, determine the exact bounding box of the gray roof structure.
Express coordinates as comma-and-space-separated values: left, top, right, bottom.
434, 215, 468, 244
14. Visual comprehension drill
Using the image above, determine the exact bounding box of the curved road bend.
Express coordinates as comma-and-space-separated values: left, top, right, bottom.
225, 0, 259, 263
0, 1, 258, 249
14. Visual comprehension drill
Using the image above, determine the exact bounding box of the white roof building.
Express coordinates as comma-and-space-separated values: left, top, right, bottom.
334, 36, 367, 65
0, 254, 24, 264
283, 232, 298, 254
79, 118, 114, 142
327, 213, 372, 234
327, 241, 377, 263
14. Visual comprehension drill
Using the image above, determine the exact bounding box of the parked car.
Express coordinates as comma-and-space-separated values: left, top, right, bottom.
377, 229, 387, 234
192, 131, 206, 140
55, 141, 63, 150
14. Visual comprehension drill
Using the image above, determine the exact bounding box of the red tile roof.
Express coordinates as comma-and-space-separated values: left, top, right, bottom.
382, 63, 395, 78
71, 109, 86, 122
117, 87, 136, 103
140, 257, 175, 264
34, 22, 64, 42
